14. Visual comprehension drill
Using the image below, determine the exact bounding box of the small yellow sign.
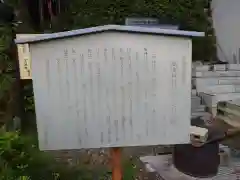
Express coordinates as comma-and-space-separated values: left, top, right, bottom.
16, 34, 46, 79
17, 42, 32, 79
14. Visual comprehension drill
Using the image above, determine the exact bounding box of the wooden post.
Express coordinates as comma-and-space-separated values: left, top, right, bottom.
111, 147, 122, 180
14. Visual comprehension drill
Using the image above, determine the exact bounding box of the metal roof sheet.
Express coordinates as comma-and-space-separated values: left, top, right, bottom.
15, 24, 205, 44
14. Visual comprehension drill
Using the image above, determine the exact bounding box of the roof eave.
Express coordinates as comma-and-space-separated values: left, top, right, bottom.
15, 24, 205, 44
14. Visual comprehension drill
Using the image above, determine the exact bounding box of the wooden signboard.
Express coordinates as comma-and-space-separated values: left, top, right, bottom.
15, 25, 204, 151
16, 25, 204, 180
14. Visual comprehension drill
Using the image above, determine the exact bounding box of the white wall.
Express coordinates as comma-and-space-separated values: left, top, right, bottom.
30, 32, 192, 150
212, 0, 240, 63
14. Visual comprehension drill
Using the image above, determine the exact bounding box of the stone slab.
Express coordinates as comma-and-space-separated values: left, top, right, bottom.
193, 105, 206, 112
201, 93, 240, 108
140, 155, 240, 180
191, 97, 202, 110
192, 61, 203, 67
192, 89, 197, 96
193, 71, 240, 78
193, 65, 210, 72
213, 64, 227, 71
195, 78, 240, 93
199, 85, 240, 94
227, 64, 240, 71
191, 111, 211, 118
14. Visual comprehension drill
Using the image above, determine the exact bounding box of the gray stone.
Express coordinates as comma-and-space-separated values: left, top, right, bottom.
192, 65, 210, 72
201, 92, 240, 107
195, 78, 240, 93
227, 64, 240, 71
199, 85, 240, 94
191, 97, 201, 109
193, 71, 240, 78
213, 64, 226, 71
140, 154, 240, 180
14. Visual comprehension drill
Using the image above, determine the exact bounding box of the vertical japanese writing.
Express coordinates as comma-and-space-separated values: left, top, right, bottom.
171, 61, 178, 125
88, 48, 92, 59
80, 53, 85, 74
19, 44, 31, 79
23, 58, 31, 77
182, 56, 187, 84
120, 48, 124, 77
171, 62, 177, 88
104, 48, 108, 62
96, 48, 103, 144
64, 49, 70, 100
151, 53, 157, 135
151, 53, 157, 94
144, 48, 149, 72
82, 50, 88, 139
127, 48, 132, 69
114, 120, 119, 142
112, 48, 116, 62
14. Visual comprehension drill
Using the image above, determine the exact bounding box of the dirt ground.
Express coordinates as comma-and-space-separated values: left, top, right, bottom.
47, 146, 172, 179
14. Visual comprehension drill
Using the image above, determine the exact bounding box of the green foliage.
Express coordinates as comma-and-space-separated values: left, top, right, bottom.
23, 84, 35, 112
61, 0, 214, 61
0, 23, 15, 124
122, 158, 138, 180
0, 129, 137, 180
0, 130, 100, 180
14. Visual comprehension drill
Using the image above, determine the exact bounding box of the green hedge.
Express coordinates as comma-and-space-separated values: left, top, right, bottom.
60, 0, 214, 61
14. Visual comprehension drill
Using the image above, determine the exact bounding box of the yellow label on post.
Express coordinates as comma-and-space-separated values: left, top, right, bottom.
17, 34, 47, 79
17, 43, 32, 79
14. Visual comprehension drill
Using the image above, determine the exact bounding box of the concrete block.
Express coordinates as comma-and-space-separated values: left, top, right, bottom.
192, 61, 203, 68
195, 78, 219, 88
213, 64, 226, 71
218, 77, 240, 85
191, 97, 201, 109
190, 126, 208, 143
227, 64, 240, 71
201, 85, 240, 94
193, 105, 206, 112
193, 71, 240, 78
192, 78, 196, 88
235, 86, 240, 92
192, 65, 210, 72
229, 98, 240, 106
195, 77, 240, 93
191, 89, 197, 96
201, 92, 240, 107
191, 111, 211, 117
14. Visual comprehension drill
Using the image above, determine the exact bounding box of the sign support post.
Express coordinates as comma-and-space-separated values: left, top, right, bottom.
111, 147, 122, 180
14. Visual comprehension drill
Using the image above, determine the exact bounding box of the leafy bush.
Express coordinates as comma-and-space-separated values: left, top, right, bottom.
0, 129, 138, 180
0, 129, 96, 180
0, 23, 16, 127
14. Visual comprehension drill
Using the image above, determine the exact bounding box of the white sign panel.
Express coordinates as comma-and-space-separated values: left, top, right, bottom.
29, 32, 192, 150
